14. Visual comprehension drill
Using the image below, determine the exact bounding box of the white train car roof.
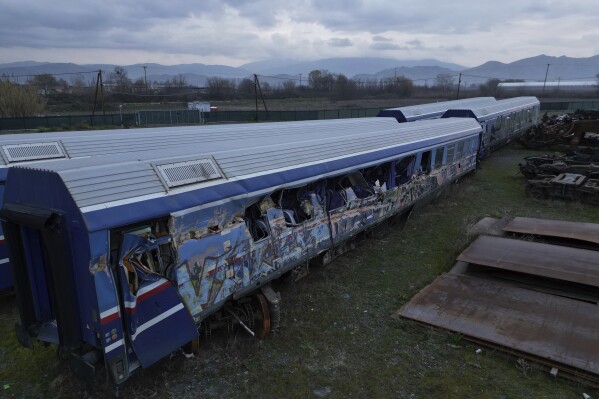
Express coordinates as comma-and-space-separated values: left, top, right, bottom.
376, 97, 496, 122
441, 96, 540, 121
0, 118, 402, 171
5, 118, 482, 232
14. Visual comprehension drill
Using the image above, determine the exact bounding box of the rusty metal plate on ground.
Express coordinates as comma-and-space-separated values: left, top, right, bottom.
397, 273, 599, 376
504, 217, 599, 245
457, 235, 599, 287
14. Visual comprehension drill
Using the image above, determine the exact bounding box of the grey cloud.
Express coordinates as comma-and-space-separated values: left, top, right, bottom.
372, 35, 392, 42
0, 0, 596, 67
370, 42, 405, 51
329, 38, 352, 47
406, 40, 423, 48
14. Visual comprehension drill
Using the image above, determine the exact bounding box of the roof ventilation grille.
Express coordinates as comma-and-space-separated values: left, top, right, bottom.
156, 158, 222, 188
2, 142, 66, 163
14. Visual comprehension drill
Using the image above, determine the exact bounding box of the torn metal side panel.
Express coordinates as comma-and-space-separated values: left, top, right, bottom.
173, 222, 256, 319
170, 199, 277, 320
266, 193, 332, 270
117, 233, 198, 368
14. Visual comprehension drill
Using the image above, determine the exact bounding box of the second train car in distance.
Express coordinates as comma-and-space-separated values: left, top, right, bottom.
442, 96, 540, 157
376, 97, 497, 122
1, 117, 482, 387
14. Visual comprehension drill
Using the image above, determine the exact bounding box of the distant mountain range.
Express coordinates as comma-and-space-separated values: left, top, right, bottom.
0, 55, 597, 87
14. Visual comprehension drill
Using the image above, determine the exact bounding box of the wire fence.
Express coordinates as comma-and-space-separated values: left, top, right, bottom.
0, 101, 596, 132
0, 108, 382, 131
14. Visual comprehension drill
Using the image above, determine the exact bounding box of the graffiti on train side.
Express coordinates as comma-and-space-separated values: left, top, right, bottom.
169, 158, 473, 319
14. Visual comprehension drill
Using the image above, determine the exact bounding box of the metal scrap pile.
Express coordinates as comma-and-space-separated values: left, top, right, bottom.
519, 109, 599, 151
520, 149, 599, 204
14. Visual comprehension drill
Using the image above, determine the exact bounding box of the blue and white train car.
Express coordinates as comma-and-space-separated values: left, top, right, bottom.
376, 97, 496, 122
0, 118, 405, 292
1, 117, 482, 386
441, 96, 540, 157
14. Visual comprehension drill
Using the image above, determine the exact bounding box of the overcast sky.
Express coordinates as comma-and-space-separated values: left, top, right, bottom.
0, 0, 598, 68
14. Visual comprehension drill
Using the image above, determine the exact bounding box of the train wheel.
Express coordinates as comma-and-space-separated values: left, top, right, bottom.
253, 293, 271, 339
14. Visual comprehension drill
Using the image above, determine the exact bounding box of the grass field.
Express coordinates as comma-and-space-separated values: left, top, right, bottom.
1, 143, 599, 398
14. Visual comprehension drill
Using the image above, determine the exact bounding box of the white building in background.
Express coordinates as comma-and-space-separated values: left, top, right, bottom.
498, 81, 598, 95
187, 101, 211, 112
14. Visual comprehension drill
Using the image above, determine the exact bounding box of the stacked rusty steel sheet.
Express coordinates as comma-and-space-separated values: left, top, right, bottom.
397, 217, 599, 385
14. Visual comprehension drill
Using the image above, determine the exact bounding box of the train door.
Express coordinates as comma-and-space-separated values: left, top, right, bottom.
115, 232, 198, 368
1, 206, 81, 351
0, 183, 12, 292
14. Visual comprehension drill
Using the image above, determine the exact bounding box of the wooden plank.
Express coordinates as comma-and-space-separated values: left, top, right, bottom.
457, 235, 599, 287
504, 217, 599, 245
397, 273, 599, 376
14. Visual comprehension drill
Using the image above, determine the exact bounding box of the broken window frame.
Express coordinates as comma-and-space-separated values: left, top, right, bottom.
243, 199, 271, 243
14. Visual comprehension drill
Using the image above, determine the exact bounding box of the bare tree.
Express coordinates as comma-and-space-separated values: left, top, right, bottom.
168, 74, 188, 88
382, 76, 414, 97
308, 69, 334, 93
237, 78, 255, 99
0, 80, 46, 117
206, 77, 235, 100
281, 80, 296, 97
332, 74, 357, 100
132, 78, 146, 94
108, 66, 131, 93
479, 78, 501, 96
27, 73, 59, 95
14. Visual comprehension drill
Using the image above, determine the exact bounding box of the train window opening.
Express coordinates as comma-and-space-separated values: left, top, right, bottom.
395, 155, 416, 185
325, 176, 351, 211
244, 201, 270, 242
434, 146, 445, 169
343, 172, 373, 199
362, 162, 392, 192
444, 144, 455, 165
419, 151, 432, 174
276, 185, 315, 226
456, 141, 465, 158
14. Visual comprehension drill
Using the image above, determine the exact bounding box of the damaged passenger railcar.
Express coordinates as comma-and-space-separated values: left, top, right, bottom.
0, 117, 405, 293
1, 117, 482, 387
442, 96, 540, 157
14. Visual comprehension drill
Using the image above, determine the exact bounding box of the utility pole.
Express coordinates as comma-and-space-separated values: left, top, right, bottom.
143, 66, 148, 91
92, 69, 105, 116
299, 73, 302, 87
253, 74, 268, 122
456, 72, 462, 99
542, 63, 550, 94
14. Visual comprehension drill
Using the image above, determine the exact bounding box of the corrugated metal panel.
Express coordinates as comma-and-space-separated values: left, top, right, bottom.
0, 118, 402, 167
379, 97, 496, 121
18, 118, 481, 209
